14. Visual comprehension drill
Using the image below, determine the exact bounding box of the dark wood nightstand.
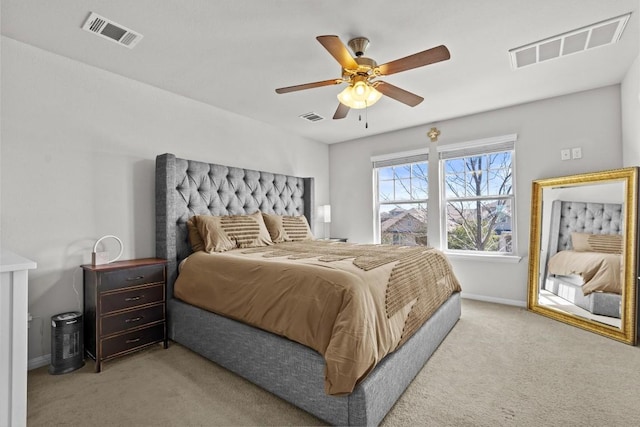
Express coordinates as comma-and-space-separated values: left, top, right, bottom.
317, 237, 348, 242
82, 258, 168, 372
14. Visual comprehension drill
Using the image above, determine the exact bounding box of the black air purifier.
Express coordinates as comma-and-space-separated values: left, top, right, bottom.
49, 311, 85, 374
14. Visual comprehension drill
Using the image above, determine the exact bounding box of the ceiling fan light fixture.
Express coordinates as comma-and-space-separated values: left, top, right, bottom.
353, 80, 368, 97
337, 82, 382, 109
365, 86, 382, 105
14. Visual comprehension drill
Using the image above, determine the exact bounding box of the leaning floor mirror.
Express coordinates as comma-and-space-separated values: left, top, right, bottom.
528, 167, 638, 345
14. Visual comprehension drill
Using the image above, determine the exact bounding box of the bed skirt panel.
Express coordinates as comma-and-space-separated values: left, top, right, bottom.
168, 297, 348, 424
168, 292, 461, 426
545, 277, 620, 318
349, 291, 461, 425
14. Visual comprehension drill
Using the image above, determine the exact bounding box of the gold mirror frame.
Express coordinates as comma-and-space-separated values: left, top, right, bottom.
528, 167, 638, 345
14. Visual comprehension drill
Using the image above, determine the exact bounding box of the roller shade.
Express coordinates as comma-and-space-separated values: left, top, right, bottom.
371, 149, 428, 169
438, 134, 516, 160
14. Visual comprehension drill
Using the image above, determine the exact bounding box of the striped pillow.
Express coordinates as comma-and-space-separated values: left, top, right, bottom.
571, 232, 623, 254
194, 211, 273, 252
262, 213, 314, 242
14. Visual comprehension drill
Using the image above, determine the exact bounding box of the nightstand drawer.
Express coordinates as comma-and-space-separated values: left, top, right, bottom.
101, 304, 165, 336
101, 323, 165, 359
100, 284, 164, 314
100, 264, 165, 291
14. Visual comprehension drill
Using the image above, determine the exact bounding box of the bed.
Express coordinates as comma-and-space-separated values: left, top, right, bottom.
155, 153, 462, 425
544, 200, 623, 318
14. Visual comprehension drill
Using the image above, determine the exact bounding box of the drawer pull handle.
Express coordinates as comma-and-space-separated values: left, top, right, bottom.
127, 275, 144, 281
125, 296, 143, 302
126, 338, 141, 344
125, 316, 143, 323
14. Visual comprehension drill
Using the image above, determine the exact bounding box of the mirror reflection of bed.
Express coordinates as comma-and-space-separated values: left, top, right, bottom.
528, 168, 638, 345
540, 197, 624, 329
538, 289, 620, 327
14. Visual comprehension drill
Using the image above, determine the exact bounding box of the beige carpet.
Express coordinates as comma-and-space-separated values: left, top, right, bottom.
27, 299, 640, 426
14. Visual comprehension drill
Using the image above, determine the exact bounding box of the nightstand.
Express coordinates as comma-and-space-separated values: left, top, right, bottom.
318, 237, 348, 242
82, 258, 168, 372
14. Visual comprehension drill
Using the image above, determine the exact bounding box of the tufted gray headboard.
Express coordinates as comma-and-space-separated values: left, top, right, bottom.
547, 200, 623, 258
155, 153, 314, 296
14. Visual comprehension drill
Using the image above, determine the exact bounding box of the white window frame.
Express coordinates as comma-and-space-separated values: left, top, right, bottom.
437, 134, 518, 258
372, 149, 429, 245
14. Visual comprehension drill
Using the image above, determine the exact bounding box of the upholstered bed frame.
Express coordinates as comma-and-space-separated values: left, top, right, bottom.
155, 153, 461, 426
544, 200, 623, 318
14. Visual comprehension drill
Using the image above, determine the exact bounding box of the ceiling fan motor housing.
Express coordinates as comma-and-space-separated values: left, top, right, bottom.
355, 57, 377, 73
341, 57, 377, 79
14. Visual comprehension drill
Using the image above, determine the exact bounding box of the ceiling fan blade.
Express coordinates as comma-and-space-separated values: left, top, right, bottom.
375, 81, 424, 107
377, 45, 450, 76
316, 35, 359, 70
333, 103, 350, 119
275, 79, 342, 94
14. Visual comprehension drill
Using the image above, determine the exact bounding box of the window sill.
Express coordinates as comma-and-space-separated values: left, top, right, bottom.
443, 252, 523, 263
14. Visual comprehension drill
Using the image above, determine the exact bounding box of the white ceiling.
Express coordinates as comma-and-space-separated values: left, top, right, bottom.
2, 0, 638, 144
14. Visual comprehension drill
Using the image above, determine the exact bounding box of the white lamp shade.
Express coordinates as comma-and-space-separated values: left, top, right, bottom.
337, 84, 382, 109
318, 205, 331, 223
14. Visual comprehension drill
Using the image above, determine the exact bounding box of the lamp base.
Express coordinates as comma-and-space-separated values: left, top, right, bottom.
91, 251, 110, 266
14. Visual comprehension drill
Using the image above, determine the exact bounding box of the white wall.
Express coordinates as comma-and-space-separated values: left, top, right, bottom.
329, 86, 623, 305
621, 53, 640, 166
0, 37, 330, 363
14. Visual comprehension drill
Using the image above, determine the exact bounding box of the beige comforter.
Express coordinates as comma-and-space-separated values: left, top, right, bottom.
547, 250, 622, 295
174, 241, 461, 395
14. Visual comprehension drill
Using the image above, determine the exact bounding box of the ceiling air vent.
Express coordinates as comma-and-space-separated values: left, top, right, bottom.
299, 112, 325, 122
509, 12, 631, 69
82, 12, 143, 49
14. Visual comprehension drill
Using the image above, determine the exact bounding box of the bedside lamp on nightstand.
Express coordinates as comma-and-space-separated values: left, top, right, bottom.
319, 205, 331, 239
91, 235, 123, 266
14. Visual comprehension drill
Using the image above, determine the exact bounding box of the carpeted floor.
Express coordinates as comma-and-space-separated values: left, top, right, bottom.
27, 299, 640, 426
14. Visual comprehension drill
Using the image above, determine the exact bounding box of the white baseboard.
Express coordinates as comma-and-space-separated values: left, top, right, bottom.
461, 292, 526, 308
28, 354, 51, 370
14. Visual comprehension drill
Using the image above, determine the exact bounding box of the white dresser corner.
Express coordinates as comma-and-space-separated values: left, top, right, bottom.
1, 250, 37, 427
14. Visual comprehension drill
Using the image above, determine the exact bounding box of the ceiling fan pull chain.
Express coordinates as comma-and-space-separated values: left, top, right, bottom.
365, 102, 369, 129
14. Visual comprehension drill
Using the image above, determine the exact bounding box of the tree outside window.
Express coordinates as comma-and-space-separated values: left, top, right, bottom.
377, 162, 429, 246
443, 151, 513, 253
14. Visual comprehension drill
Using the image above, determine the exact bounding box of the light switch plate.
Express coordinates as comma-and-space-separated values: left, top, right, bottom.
561, 149, 571, 161
572, 147, 582, 159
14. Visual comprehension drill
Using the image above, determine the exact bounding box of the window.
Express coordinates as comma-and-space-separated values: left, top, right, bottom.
373, 151, 429, 246
439, 137, 516, 254
372, 135, 517, 256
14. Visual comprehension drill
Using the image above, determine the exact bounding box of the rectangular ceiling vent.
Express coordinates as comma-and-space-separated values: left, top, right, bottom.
299, 112, 325, 122
82, 12, 143, 49
509, 12, 631, 69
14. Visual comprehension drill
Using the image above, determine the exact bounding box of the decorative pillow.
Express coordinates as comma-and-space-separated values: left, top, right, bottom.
194, 211, 273, 252
262, 213, 314, 242
571, 232, 623, 254
187, 217, 205, 252
262, 213, 287, 243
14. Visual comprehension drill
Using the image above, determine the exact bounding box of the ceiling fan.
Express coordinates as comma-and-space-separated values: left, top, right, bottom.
275, 35, 450, 119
